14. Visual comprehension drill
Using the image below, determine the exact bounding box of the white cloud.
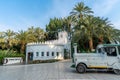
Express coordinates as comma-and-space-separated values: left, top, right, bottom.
93, 0, 119, 16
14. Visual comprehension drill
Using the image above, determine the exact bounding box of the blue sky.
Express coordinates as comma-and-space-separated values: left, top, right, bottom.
0, 0, 120, 31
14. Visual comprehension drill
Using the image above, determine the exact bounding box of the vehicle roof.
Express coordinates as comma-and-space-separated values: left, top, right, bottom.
103, 44, 120, 47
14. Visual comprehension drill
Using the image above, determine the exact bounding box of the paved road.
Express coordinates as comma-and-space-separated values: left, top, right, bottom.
0, 60, 120, 80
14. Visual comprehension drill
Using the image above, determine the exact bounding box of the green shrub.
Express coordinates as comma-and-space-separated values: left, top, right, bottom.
0, 50, 25, 64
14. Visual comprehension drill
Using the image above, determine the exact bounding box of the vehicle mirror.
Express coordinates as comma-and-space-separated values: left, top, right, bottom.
104, 52, 107, 56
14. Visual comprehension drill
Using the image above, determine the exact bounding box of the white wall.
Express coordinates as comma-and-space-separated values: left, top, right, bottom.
26, 44, 64, 61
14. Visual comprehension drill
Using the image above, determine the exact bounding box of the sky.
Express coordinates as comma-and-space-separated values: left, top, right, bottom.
0, 0, 120, 32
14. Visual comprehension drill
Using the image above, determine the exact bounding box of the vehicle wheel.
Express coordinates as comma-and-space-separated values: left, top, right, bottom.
76, 64, 86, 73
114, 69, 120, 75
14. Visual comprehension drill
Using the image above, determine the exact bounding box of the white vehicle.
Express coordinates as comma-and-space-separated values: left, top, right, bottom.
72, 43, 120, 74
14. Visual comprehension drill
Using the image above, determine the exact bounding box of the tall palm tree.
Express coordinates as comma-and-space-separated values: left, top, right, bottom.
70, 2, 95, 51
34, 27, 45, 42
72, 16, 94, 51
27, 26, 37, 42
16, 30, 28, 53
0, 32, 5, 43
0, 32, 6, 49
78, 16, 98, 51
63, 16, 74, 40
70, 2, 93, 22
5, 29, 15, 49
95, 17, 113, 44
112, 29, 120, 43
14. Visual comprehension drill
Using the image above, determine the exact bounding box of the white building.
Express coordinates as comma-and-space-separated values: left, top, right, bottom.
26, 31, 70, 63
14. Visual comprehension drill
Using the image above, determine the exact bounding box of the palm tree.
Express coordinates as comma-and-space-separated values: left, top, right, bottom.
4, 29, 15, 49
72, 16, 94, 51
16, 30, 28, 53
62, 16, 74, 40
63, 16, 73, 31
70, 2, 95, 51
70, 2, 93, 22
34, 27, 45, 42
0, 32, 6, 49
112, 29, 120, 43
46, 17, 64, 40
27, 26, 37, 42
95, 17, 113, 44
77, 16, 98, 51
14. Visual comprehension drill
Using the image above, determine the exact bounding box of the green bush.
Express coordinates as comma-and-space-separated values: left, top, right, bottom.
0, 50, 25, 64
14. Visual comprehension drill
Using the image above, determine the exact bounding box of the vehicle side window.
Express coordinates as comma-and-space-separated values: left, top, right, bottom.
98, 47, 105, 54
105, 47, 117, 56
118, 46, 120, 55
98, 48, 102, 53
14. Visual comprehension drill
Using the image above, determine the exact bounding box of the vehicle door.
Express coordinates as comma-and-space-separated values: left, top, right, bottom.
105, 47, 119, 68
88, 48, 107, 68
117, 46, 120, 61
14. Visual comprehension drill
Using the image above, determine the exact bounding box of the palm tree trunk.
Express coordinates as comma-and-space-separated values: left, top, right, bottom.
20, 42, 25, 53
89, 38, 93, 51
99, 35, 103, 44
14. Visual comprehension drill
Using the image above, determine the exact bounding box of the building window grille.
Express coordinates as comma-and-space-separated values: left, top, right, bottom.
41, 52, 44, 56
47, 52, 49, 56
36, 52, 39, 57
52, 52, 54, 56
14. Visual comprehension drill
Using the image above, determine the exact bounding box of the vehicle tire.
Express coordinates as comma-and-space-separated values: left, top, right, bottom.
114, 69, 120, 75
76, 64, 86, 73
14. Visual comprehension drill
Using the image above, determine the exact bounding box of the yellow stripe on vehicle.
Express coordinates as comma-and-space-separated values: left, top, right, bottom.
88, 66, 108, 68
